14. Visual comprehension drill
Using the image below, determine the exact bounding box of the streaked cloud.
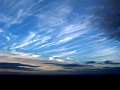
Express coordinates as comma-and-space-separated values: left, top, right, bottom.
91, 47, 118, 57
40, 47, 66, 54
58, 23, 89, 37
10, 51, 41, 59
37, 3, 72, 26
58, 50, 77, 57
14, 32, 37, 49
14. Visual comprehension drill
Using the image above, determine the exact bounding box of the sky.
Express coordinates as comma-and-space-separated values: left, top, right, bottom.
0, 0, 120, 63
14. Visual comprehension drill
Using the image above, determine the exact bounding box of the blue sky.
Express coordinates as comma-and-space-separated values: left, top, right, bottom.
0, 0, 120, 63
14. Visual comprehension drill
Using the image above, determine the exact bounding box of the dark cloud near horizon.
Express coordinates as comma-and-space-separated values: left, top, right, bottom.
85, 61, 96, 64
44, 63, 93, 68
0, 62, 38, 71
104, 60, 120, 64
93, 0, 120, 40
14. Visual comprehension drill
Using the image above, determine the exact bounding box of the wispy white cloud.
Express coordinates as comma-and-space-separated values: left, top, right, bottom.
26, 0, 44, 12
16, 9, 23, 20
0, 13, 10, 24
40, 47, 66, 54
14, 32, 37, 49
6, 36, 11, 41
58, 23, 88, 37
91, 47, 118, 57
0, 28, 3, 33
34, 42, 55, 50
1, 9, 29, 30
33, 36, 51, 47
57, 37, 74, 44
58, 50, 77, 57
0, 0, 44, 30
56, 31, 86, 45
10, 51, 41, 59
33, 19, 90, 51
37, 3, 72, 26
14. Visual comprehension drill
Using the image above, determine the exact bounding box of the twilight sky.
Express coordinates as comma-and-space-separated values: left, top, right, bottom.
0, 0, 120, 63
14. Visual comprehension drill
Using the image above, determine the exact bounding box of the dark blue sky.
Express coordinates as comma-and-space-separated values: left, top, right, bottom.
0, 0, 120, 63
